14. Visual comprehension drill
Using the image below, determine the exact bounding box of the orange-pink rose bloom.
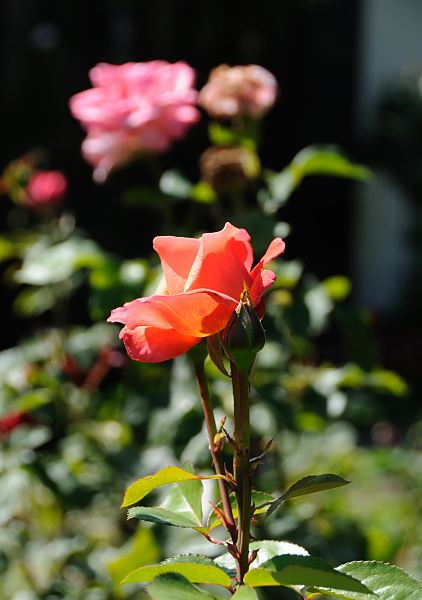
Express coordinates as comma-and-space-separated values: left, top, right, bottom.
69, 61, 200, 182
108, 223, 285, 363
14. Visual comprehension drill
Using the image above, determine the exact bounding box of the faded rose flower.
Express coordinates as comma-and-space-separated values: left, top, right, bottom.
199, 146, 260, 192
199, 64, 278, 120
70, 61, 200, 182
26, 170, 67, 209
108, 223, 285, 363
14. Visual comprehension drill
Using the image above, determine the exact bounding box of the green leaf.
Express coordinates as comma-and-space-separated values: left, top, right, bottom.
15, 238, 103, 285
216, 540, 309, 575
316, 561, 422, 600
146, 573, 218, 600
368, 369, 408, 396
290, 145, 371, 181
232, 585, 259, 599
128, 507, 200, 529
121, 466, 229, 508
323, 276, 352, 301
162, 477, 203, 525
209, 122, 240, 146
123, 555, 231, 587
190, 182, 216, 204
267, 474, 350, 517
207, 491, 274, 531
12, 388, 53, 412
159, 170, 193, 199
107, 528, 159, 586
243, 555, 370, 593
262, 145, 370, 213
250, 541, 309, 566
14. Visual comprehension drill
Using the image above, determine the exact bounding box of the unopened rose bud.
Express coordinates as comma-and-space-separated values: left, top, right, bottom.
222, 300, 265, 373
26, 170, 67, 209
199, 146, 260, 193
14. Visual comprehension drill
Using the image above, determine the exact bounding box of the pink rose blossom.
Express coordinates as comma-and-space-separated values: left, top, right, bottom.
70, 61, 200, 182
199, 64, 278, 120
26, 170, 67, 209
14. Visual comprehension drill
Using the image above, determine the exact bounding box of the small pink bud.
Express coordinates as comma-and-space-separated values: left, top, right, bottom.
26, 170, 67, 209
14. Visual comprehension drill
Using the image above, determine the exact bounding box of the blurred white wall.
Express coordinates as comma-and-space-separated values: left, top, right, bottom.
354, 0, 422, 310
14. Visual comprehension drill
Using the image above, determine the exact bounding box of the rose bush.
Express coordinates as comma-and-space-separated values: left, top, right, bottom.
70, 61, 200, 182
108, 222, 284, 362
198, 64, 278, 119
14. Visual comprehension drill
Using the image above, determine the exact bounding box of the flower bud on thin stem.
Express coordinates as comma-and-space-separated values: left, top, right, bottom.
223, 297, 265, 374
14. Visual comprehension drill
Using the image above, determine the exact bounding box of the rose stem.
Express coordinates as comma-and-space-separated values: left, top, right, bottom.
194, 362, 237, 541
231, 361, 252, 584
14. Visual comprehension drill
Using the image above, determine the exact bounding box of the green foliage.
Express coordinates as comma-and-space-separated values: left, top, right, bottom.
232, 585, 260, 599
122, 555, 231, 587
146, 573, 218, 600
260, 145, 370, 215
243, 555, 370, 593
267, 474, 350, 517
121, 466, 228, 508
318, 561, 422, 599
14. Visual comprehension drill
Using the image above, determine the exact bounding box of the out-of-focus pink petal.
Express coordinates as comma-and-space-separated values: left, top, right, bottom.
153, 236, 200, 294
185, 222, 253, 299
69, 60, 199, 182
120, 325, 200, 363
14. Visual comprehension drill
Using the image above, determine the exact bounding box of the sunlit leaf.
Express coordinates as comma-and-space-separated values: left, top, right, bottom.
15, 238, 103, 285
121, 466, 229, 508
216, 540, 309, 575
231, 585, 259, 599
262, 145, 370, 213
244, 555, 370, 593
190, 182, 217, 204
128, 507, 200, 530
107, 528, 159, 586
317, 560, 422, 599
160, 170, 193, 199
323, 276, 352, 301
146, 573, 218, 600
162, 477, 203, 525
267, 474, 350, 517
123, 555, 231, 587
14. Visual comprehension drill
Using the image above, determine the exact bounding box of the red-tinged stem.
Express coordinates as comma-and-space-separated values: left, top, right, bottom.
194, 363, 237, 542
231, 362, 251, 584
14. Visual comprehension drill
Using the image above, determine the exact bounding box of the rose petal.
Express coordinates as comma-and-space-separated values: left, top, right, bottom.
108, 289, 237, 338
120, 325, 200, 363
185, 222, 253, 299
249, 269, 276, 306
153, 236, 200, 294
